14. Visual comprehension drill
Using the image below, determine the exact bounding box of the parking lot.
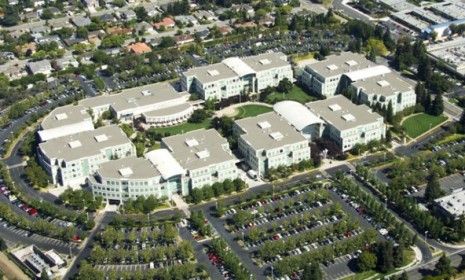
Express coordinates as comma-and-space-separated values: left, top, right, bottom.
198, 178, 386, 279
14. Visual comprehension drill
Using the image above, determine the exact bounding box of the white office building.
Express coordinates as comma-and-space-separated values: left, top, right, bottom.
38, 125, 136, 187
38, 105, 94, 142
78, 82, 193, 126
350, 72, 416, 114
181, 52, 293, 100
300, 52, 388, 97
306, 95, 386, 152
233, 112, 311, 176
161, 129, 239, 189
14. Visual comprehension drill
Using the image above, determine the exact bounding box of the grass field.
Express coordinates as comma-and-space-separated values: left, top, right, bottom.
235, 104, 272, 119
265, 85, 317, 104
150, 118, 212, 135
402, 113, 448, 138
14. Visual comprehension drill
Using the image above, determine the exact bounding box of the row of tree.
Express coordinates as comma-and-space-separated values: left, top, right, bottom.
186, 178, 248, 204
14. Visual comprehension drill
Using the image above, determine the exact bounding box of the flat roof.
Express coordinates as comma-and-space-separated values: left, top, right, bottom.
435, 188, 465, 217
344, 65, 392, 82
96, 157, 160, 180
39, 125, 133, 162
351, 72, 414, 97
142, 103, 192, 118
306, 95, 383, 131
183, 51, 290, 84
79, 82, 189, 113
234, 111, 308, 151
40, 105, 92, 130
304, 52, 375, 79
162, 129, 236, 170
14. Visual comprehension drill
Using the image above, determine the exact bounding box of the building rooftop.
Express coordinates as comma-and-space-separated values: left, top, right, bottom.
79, 82, 189, 113
145, 149, 184, 180
273, 100, 323, 131
40, 105, 92, 130
351, 72, 414, 97
162, 129, 236, 170
235, 111, 308, 150
306, 95, 383, 131
435, 188, 465, 217
96, 157, 160, 180
26, 59, 52, 74
183, 52, 290, 84
142, 103, 192, 118
304, 52, 375, 79
39, 125, 133, 162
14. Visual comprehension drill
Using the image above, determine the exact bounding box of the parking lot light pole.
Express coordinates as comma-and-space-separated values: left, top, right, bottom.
425, 230, 429, 246
271, 265, 274, 280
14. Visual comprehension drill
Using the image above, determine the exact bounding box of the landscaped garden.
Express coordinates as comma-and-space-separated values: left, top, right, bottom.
234, 104, 273, 119
263, 85, 317, 104
402, 113, 448, 138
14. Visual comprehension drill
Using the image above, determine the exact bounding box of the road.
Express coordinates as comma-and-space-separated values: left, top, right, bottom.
63, 211, 116, 280
444, 98, 463, 121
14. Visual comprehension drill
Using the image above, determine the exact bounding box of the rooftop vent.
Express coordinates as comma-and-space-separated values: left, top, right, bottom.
55, 113, 68, 120
141, 90, 152, 96
196, 150, 210, 159
326, 64, 338, 71
377, 80, 390, 87
328, 104, 341, 111
68, 140, 82, 149
345, 60, 358, 66
258, 121, 271, 129
259, 58, 271, 65
342, 114, 356, 122
185, 138, 199, 147
270, 131, 283, 141
94, 134, 108, 143
207, 69, 219, 76
119, 167, 133, 177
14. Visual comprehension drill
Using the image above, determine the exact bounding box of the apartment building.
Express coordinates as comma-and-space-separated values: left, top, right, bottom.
38, 125, 136, 187
38, 105, 94, 142
181, 52, 293, 100
233, 112, 311, 176
306, 95, 386, 152
350, 72, 416, 114
161, 129, 239, 189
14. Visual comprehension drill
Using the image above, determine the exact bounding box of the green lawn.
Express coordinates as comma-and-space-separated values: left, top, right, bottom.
235, 104, 273, 119
265, 85, 317, 104
150, 118, 211, 135
402, 113, 448, 138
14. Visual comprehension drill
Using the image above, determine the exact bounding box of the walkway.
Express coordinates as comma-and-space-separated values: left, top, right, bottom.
214, 102, 273, 118
172, 194, 191, 218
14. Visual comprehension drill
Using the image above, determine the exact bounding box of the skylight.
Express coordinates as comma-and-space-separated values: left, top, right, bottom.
342, 114, 356, 122
196, 150, 210, 159
270, 131, 283, 141
345, 60, 358, 66
207, 69, 219, 76
94, 134, 108, 143
119, 167, 133, 177
259, 58, 271, 65
328, 104, 341, 111
141, 90, 152, 96
68, 140, 82, 149
327, 64, 338, 71
55, 113, 68, 120
258, 121, 271, 129
185, 138, 199, 147
377, 80, 390, 87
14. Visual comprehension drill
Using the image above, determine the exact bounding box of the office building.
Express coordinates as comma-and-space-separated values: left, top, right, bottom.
233, 112, 311, 176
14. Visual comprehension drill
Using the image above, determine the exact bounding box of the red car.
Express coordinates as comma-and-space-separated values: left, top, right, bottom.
27, 208, 38, 216
71, 235, 82, 243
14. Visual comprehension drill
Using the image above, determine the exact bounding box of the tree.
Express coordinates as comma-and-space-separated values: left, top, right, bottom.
159, 36, 176, 48
277, 78, 293, 93
188, 109, 209, 123
386, 101, 394, 124
376, 241, 394, 273
0, 237, 6, 251
398, 272, 409, 280
417, 57, 432, 82
430, 93, 444, 116
435, 254, 452, 276
40, 269, 50, 280
425, 173, 444, 202
415, 82, 427, 106
393, 243, 405, 268
134, 6, 148, 22
458, 111, 465, 133
302, 263, 323, 280
356, 251, 377, 272
76, 27, 89, 39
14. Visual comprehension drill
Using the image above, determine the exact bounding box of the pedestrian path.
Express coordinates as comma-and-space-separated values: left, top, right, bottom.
172, 194, 191, 218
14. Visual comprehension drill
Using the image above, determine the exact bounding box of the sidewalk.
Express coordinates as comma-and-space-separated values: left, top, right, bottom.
214, 101, 273, 118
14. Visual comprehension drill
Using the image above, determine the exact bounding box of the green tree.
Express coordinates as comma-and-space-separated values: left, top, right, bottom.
417, 57, 432, 82
40, 269, 50, 280
386, 101, 394, 124
134, 6, 148, 22
0, 237, 6, 251
302, 262, 323, 280
357, 251, 377, 272
277, 78, 293, 93
458, 111, 465, 133
430, 93, 444, 116
425, 173, 444, 202
376, 241, 394, 273
435, 254, 452, 276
